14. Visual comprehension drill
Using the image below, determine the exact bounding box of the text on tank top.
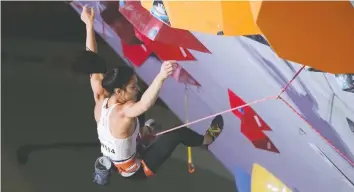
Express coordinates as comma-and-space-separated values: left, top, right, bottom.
97, 98, 140, 161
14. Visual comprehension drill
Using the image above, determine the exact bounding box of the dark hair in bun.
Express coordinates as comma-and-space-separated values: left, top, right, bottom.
102, 66, 135, 94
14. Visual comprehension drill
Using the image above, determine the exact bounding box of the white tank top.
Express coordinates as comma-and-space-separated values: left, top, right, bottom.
97, 98, 140, 162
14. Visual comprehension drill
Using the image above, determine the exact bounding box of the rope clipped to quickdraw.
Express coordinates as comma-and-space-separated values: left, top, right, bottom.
185, 85, 195, 173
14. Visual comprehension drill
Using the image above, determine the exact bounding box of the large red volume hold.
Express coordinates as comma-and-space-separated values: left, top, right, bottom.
228, 89, 280, 153
119, 1, 210, 53
121, 41, 152, 67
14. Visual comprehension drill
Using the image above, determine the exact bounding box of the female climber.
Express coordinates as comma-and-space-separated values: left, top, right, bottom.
80, 5, 224, 180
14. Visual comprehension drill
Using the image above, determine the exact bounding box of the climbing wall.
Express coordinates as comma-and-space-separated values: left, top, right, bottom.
70, 1, 354, 192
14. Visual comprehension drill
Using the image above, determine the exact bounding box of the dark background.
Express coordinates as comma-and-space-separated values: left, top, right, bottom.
2, 1, 104, 43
